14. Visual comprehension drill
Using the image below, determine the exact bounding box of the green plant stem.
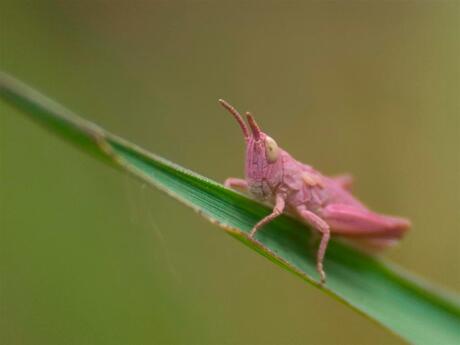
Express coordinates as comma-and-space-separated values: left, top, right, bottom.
1, 71, 459, 344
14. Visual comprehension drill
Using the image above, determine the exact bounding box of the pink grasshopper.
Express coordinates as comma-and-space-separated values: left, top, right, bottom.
219, 99, 411, 284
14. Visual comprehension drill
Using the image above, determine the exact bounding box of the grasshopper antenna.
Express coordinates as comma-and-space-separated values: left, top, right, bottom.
219, 99, 250, 141
245, 111, 261, 140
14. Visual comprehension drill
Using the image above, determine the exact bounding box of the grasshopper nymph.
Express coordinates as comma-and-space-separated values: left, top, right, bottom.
219, 99, 411, 284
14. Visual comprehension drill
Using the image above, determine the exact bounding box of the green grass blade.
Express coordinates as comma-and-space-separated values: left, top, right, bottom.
1, 71, 459, 344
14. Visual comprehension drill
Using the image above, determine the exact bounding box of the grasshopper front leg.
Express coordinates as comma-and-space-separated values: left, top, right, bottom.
250, 194, 286, 237
224, 178, 248, 193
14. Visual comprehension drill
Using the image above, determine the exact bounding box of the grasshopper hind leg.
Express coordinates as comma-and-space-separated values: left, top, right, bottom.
321, 204, 411, 238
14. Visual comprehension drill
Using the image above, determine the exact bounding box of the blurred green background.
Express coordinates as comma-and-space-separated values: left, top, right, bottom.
1, 1, 459, 344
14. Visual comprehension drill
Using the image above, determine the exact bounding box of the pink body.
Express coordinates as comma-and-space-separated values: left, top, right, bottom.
220, 99, 411, 284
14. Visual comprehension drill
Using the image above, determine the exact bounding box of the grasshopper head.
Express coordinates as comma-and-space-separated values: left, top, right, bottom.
219, 99, 283, 200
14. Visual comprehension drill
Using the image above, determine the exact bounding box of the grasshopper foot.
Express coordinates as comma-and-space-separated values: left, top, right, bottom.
318, 264, 327, 286
249, 227, 258, 238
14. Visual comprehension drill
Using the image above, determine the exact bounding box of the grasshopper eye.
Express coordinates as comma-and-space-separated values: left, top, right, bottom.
265, 136, 279, 163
